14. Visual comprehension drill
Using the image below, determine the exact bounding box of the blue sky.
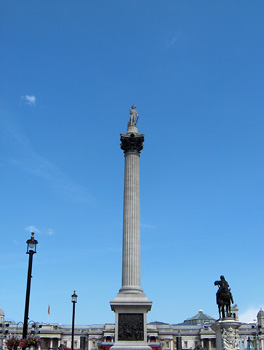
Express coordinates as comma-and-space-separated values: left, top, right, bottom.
0, 1, 263, 326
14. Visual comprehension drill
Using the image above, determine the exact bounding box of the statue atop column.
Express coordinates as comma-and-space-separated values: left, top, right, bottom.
128, 105, 139, 126
214, 275, 234, 319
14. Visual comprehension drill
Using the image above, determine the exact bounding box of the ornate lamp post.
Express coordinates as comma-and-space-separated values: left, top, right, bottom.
22, 232, 38, 340
251, 324, 262, 350
0, 323, 9, 349
247, 337, 251, 350
71, 291, 77, 350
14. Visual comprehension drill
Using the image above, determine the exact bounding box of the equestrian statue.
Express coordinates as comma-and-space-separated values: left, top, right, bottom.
214, 275, 234, 319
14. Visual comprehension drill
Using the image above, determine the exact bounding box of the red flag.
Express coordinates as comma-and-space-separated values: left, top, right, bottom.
48, 305, 50, 315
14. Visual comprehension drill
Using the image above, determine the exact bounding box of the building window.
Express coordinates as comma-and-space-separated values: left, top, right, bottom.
184, 341, 188, 348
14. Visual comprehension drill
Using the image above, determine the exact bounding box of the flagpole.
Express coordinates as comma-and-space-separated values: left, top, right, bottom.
48, 305, 50, 323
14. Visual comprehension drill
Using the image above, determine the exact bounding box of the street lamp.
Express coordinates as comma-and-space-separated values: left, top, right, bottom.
247, 337, 251, 350
251, 324, 262, 350
22, 232, 38, 341
71, 291, 78, 350
0, 323, 9, 349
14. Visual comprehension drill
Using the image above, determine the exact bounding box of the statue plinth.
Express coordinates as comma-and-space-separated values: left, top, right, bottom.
127, 124, 138, 135
110, 298, 152, 350
211, 318, 242, 350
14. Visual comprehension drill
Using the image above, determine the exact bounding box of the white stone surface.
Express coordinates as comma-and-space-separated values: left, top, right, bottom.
121, 151, 141, 292
211, 318, 242, 350
110, 343, 151, 350
127, 124, 138, 134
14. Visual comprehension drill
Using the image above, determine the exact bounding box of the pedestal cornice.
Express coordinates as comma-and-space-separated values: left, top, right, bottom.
110, 291, 152, 312
211, 318, 242, 331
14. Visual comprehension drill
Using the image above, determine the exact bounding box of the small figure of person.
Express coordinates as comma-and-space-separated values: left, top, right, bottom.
215, 275, 230, 298
129, 105, 138, 125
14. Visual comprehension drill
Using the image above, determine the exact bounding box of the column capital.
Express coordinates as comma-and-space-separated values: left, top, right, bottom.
120, 133, 145, 154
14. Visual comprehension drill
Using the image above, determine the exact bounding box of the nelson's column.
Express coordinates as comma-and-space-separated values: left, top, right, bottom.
110, 105, 152, 350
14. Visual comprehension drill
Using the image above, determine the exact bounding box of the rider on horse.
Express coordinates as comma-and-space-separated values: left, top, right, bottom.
214, 275, 234, 319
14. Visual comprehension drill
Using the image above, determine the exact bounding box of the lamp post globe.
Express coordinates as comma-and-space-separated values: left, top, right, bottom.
71, 291, 78, 304
26, 233, 38, 254
23, 233, 38, 342
71, 291, 77, 350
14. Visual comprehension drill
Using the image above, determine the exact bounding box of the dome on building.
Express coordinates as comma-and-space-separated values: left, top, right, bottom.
183, 310, 216, 326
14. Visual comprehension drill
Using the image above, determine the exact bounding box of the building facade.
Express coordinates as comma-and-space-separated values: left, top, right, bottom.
1, 306, 264, 350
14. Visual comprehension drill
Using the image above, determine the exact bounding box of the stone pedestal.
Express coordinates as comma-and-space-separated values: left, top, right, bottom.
110, 297, 152, 350
211, 318, 242, 350
110, 119, 152, 350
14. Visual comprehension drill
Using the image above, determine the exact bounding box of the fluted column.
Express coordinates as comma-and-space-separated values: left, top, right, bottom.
120, 132, 144, 293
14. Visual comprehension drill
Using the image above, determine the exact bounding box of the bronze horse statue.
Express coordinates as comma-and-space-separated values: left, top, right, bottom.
214, 275, 234, 319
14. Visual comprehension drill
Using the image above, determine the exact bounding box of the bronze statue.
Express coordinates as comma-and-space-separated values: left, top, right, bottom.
214, 275, 234, 319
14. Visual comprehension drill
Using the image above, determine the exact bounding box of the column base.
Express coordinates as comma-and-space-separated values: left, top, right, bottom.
110, 289, 152, 309
110, 291, 152, 350
110, 342, 152, 350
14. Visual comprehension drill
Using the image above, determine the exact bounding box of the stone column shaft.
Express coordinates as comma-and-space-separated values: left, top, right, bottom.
122, 151, 141, 290
117, 131, 144, 294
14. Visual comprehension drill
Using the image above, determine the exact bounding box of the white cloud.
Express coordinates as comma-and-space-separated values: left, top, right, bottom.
2, 117, 92, 203
25, 226, 55, 236
166, 30, 187, 49
141, 223, 156, 230
25, 225, 40, 234
170, 35, 178, 47
22, 95, 36, 106
240, 307, 263, 323
47, 228, 54, 235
